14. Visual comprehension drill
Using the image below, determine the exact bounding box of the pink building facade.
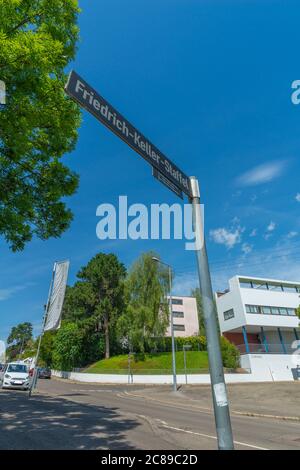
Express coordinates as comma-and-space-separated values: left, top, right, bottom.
165, 296, 199, 337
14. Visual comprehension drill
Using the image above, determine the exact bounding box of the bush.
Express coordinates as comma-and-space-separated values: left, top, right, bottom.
154, 335, 239, 369
153, 335, 207, 353
220, 336, 240, 369
52, 323, 83, 371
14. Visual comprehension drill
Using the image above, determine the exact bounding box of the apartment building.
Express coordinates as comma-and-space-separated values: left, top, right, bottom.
216, 276, 300, 380
165, 296, 199, 337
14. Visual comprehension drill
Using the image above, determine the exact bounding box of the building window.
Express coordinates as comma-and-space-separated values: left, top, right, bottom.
253, 282, 268, 290
240, 280, 300, 293
271, 307, 280, 315
245, 305, 259, 314
172, 298, 183, 305
268, 284, 283, 292
279, 307, 288, 315
224, 309, 234, 320
173, 311, 184, 318
262, 306, 271, 314
173, 324, 185, 331
283, 285, 300, 293
246, 304, 296, 316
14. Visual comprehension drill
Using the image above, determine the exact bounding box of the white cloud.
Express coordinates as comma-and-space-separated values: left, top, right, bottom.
263, 221, 276, 240
242, 243, 253, 255
0, 289, 15, 301
172, 272, 198, 296
236, 161, 287, 187
231, 216, 240, 225
210, 226, 243, 249
287, 231, 298, 239
267, 221, 276, 232
0, 283, 35, 302
250, 228, 257, 237
295, 193, 300, 202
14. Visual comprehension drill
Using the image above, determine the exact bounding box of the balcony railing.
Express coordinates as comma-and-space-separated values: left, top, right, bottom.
237, 343, 299, 354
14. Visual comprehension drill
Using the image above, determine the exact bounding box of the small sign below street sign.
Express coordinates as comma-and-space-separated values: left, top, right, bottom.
65, 71, 192, 197
152, 168, 183, 199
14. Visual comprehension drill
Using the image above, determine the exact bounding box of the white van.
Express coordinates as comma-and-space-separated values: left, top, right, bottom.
0, 362, 30, 391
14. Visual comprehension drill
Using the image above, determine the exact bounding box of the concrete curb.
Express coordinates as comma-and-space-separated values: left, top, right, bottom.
122, 390, 300, 422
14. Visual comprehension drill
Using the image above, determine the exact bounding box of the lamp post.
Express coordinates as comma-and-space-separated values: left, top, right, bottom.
152, 257, 177, 392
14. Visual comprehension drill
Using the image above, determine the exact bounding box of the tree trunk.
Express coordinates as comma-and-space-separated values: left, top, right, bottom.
104, 314, 110, 359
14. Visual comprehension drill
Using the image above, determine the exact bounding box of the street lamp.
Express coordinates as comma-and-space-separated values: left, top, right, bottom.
152, 257, 177, 392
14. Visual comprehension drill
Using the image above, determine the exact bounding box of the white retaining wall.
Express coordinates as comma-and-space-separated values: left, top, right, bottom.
52, 362, 297, 385
240, 353, 299, 381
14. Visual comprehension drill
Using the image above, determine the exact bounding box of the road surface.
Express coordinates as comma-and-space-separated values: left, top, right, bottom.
0, 378, 299, 450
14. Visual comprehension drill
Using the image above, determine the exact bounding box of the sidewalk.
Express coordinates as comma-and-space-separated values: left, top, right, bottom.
126, 382, 300, 421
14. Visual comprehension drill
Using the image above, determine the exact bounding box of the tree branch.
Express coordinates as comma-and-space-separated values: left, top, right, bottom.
7, 10, 45, 35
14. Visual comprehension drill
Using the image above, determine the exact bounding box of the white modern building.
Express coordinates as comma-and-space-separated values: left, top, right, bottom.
216, 276, 300, 381
165, 296, 199, 338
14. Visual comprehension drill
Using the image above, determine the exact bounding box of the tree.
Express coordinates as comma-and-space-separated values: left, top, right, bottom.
52, 322, 83, 371
63, 253, 127, 359
7, 322, 33, 358
220, 336, 240, 369
191, 287, 204, 335
191, 287, 220, 335
39, 330, 56, 366
118, 252, 170, 354
0, 0, 81, 251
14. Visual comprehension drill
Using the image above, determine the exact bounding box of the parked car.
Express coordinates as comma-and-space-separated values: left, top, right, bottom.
37, 367, 51, 379
0, 362, 30, 391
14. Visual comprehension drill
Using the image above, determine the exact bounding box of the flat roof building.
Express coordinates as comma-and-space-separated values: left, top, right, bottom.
216, 275, 300, 381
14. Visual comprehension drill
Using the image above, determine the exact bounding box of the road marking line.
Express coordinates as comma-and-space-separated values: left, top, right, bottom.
135, 415, 269, 450
160, 424, 269, 450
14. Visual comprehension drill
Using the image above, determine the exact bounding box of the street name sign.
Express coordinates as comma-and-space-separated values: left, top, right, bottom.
152, 168, 183, 199
65, 71, 191, 198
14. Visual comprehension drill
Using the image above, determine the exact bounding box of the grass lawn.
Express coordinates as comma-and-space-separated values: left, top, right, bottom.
84, 351, 209, 375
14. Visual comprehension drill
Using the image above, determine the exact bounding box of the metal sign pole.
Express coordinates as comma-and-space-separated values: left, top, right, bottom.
189, 176, 234, 450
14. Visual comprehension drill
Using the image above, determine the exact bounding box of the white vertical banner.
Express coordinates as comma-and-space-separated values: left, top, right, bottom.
0, 341, 6, 363
44, 260, 70, 332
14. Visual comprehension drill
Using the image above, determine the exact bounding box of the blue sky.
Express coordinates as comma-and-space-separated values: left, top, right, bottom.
1, 0, 300, 340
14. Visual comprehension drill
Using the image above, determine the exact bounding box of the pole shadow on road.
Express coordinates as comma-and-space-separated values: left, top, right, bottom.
0, 390, 140, 450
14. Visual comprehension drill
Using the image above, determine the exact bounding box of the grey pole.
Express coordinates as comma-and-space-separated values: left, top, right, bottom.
29, 308, 46, 397
189, 176, 234, 450
29, 263, 56, 398
183, 347, 187, 385
128, 353, 131, 385
168, 265, 177, 392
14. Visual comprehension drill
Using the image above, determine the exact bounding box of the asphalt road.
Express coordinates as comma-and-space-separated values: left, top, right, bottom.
0, 378, 299, 450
